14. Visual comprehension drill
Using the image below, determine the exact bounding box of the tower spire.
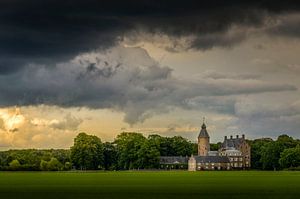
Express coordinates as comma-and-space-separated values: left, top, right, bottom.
201, 117, 206, 129
198, 116, 210, 156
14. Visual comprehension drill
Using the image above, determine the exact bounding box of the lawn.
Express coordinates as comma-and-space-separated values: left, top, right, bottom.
0, 171, 299, 199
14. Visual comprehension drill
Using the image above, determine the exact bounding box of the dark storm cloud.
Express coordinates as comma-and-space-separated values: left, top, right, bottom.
0, 47, 297, 124
0, 1, 299, 125
266, 14, 300, 38
1, 0, 300, 74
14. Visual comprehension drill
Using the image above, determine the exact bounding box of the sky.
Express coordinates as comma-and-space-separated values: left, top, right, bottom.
1, 0, 300, 149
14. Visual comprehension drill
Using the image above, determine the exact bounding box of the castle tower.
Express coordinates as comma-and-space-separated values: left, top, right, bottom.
198, 119, 210, 156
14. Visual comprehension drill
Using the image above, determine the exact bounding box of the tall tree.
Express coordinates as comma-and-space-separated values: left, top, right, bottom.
250, 138, 273, 169
169, 136, 193, 156
70, 133, 104, 170
260, 141, 284, 170
277, 134, 298, 148
114, 132, 146, 169
137, 138, 160, 169
155, 135, 193, 156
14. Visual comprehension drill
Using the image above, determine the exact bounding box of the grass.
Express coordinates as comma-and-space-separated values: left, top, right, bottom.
0, 171, 300, 199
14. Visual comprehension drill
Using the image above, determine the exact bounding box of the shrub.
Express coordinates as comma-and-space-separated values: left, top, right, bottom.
47, 158, 63, 171
40, 160, 49, 171
9, 159, 21, 170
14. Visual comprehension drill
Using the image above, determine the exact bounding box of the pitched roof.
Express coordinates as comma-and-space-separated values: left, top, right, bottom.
193, 156, 230, 163
198, 123, 209, 138
221, 137, 244, 149
159, 156, 189, 164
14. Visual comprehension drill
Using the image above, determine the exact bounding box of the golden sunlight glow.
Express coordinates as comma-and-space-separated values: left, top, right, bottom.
0, 107, 25, 131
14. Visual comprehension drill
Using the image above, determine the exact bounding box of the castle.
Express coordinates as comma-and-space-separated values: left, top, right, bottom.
160, 120, 251, 170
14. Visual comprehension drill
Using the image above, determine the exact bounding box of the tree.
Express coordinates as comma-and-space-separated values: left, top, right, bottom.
279, 145, 300, 168
192, 143, 198, 155
40, 160, 48, 171
40, 158, 63, 171
47, 158, 63, 171
259, 135, 299, 170
169, 136, 193, 156
250, 138, 273, 169
70, 132, 104, 170
137, 139, 160, 169
0, 149, 71, 171
103, 142, 118, 170
277, 134, 298, 148
155, 135, 193, 156
9, 159, 21, 170
261, 141, 285, 170
210, 143, 220, 151
114, 132, 146, 169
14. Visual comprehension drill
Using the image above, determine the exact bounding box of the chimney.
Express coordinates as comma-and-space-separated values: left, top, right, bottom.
230, 135, 233, 139
224, 136, 227, 140
236, 135, 239, 139
242, 134, 245, 139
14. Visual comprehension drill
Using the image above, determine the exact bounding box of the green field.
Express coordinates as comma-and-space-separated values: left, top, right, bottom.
0, 171, 300, 199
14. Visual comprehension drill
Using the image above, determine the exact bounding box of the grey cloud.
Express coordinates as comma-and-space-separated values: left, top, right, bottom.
167, 124, 181, 132
184, 96, 236, 115
267, 14, 300, 38
189, 29, 247, 51
1, 0, 300, 74
50, 114, 83, 131
235, 113, 300, 139
286, 64, 300, 73
201, 71, 261, 80
231, 97, 300, 138
235, 99, 300, 119
0, 46, 296, 124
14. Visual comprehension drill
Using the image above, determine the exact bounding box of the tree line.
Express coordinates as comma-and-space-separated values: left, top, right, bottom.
0, 132, 300, 171
250, 134, 300, 170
